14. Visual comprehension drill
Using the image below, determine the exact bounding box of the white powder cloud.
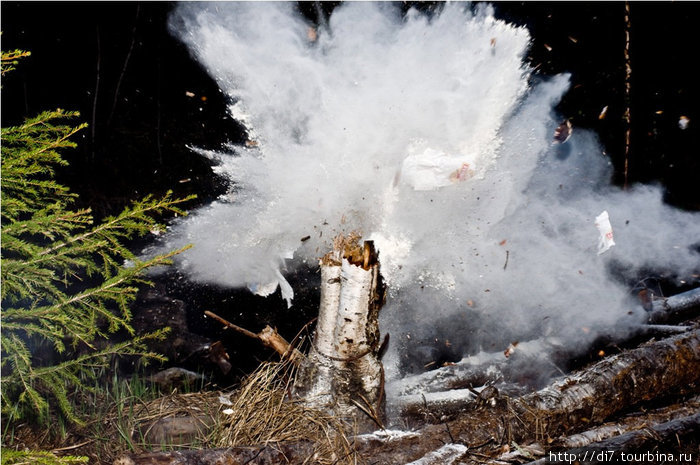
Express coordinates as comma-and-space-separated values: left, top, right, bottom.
160, 2, 700, 372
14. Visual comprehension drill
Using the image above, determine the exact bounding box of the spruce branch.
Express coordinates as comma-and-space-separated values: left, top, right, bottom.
1, 329, 171, 424
2, 50, 196, 426
1, 49, 31, 77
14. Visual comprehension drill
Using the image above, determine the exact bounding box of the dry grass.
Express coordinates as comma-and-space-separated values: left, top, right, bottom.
5, 360, 358, 464
209, 361, 356, 464
102, 360, 357, 464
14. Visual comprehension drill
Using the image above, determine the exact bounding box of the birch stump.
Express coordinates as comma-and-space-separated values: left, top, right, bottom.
294, 234, 386, 432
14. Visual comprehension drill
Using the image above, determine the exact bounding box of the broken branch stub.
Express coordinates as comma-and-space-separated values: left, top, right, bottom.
294, 234, 386, 432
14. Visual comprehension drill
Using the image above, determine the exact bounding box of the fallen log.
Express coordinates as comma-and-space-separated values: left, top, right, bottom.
490, 396, 700, 463
647, 286, 700, 323
633, 323, 691, 335
390, 286, 700, 407
354, 329, 700, 463
513, 329, 700, 432
388, 338, 563, 398
404, 443, 468, 465
524, 411, 700, 465
115, 330, 700, 465
557, 404, 700, 452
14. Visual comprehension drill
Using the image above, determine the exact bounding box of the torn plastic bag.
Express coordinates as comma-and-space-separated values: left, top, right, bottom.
594, 210, 615, 255
400, 144, 476, 191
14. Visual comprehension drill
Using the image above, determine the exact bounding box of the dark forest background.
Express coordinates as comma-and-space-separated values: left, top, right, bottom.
2, 2, 698, 219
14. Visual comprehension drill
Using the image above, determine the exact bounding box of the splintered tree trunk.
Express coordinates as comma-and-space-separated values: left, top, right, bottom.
294, 234, 386, 432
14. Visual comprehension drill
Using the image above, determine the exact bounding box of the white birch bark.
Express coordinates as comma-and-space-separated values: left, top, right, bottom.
294, 236, 385, 431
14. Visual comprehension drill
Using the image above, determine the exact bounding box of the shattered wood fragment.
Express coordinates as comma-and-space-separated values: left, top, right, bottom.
258, 325, 304, 364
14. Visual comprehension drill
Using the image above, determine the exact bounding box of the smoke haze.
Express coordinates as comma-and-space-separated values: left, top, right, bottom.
161, 2, 700, 378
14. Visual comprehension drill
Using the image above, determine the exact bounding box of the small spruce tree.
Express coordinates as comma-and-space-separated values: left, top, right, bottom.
0, 50, 194, 426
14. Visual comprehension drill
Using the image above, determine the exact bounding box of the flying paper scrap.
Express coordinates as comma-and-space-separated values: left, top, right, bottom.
401, 145, 476, 191
594, 210, 615, 255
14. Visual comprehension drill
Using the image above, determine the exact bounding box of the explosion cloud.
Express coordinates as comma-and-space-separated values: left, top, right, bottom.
161, 2, 700, 378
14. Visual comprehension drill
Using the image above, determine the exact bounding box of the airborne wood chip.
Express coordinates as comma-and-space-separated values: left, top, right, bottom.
553, 119, 573, 143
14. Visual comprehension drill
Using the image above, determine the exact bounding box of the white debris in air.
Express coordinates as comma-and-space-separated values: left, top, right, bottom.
594, 210, 616, 255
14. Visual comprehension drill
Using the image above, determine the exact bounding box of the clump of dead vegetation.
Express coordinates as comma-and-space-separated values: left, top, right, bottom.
5, 360, 357, 465
128, 361, 356, 464
208, 361, 355, 464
